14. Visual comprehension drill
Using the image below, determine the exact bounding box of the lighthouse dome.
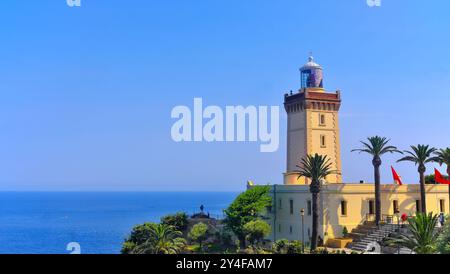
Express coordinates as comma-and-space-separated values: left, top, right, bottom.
300, 55, 324, 89
301, 55, 322, 70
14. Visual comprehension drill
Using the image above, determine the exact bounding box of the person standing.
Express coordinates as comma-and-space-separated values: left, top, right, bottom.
439, 213, 445, 227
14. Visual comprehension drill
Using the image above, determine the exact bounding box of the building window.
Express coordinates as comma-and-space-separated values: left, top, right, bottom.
320, 135, 326, 148
279, 198, 282, 209
341, 201, 348, 216
307, 200, 312, 216
289, 199, 294, 215
368, 200, 375, 215
440, 199, 446, 213
393, 200, 399, 214
416, 200, 421, 212
319, 114, 326, 126
279, 224, 282, 233
290, 226, 293, 235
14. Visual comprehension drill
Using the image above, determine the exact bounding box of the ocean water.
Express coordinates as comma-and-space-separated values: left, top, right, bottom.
0, 192, 238, 254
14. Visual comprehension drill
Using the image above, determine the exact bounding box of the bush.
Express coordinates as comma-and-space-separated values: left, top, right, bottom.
161, 212, 189, 231
189, 222, 209, 250
217, 229, 234, 246
311, 247, 329, 254
436, 217, 450, 254
342, 226, 349, 238
273, 239, 289, 253
273, 239, 303, 254
243, 219, 271, 247
286, 240, 303, 254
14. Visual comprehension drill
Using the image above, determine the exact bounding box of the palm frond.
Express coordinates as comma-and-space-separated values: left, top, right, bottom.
398, 145, 438, 166
387, 213, 438, 254
296, 154, 339, 183
352, 136, 401, 157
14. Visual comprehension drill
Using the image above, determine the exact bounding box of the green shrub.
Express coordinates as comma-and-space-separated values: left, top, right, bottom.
161, 212, 189, 231
189, 222, 209, 249
436, 217, 450, 254
342, 226, 349, 238
273, 239, 303, 254
243, 219, 271, 247
273, 239, 289, 253
286, 240, 303, 254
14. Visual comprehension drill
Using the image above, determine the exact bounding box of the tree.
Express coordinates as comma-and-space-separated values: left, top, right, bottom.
296, 154, 339, 251
188, 222, 209, 250
121, 222, 157, 254
125, 223, 186, 254
388, 213, 438, 254
161, 212, 189, 231
434, 148, 450, 212
398, 145, 439, 213
425, 174, 439, 184
352, 136, 402, 225
243, 219, 271, 247
224, 186, 272, 248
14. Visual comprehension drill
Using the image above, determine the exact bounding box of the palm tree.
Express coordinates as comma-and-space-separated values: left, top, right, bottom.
397, 145, 439, 213
134, 224, 186, 254
352, 136, 402, 226
296, 154, 339, 251
388, 213, 438, 254
434, 148, 450, 212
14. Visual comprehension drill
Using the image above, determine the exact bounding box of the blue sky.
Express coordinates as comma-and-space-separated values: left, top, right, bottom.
0, 0, 449, 191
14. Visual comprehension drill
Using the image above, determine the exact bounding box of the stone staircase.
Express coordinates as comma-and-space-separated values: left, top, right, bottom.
348, 222, 398, 253
347, 217, 444, 254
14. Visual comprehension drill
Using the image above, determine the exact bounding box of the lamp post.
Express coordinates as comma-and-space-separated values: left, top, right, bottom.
300, 208, 305, 253
395, 210, 400, 254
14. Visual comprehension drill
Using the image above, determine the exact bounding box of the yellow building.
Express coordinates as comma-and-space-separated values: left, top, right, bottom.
264, 55, 449, 245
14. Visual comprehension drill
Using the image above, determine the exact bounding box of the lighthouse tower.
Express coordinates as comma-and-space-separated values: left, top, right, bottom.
284, 55, 342, 185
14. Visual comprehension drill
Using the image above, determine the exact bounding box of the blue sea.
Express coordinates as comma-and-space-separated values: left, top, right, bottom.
0, 192, 238, 254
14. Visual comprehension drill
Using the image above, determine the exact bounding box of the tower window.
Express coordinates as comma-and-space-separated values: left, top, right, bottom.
320, 135, 326, 148
393, 200, 399, 214
319, 114, 326, 126
279, 198, 282, 209
341, 201, 348, 216
440, 199, 446, 213
307, 200, 312, 216
289, 199, 294, 215
290, 226, 293, 235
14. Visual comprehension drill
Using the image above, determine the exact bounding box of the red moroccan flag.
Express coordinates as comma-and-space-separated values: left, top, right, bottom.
391, 166, 403, 186
435, 168, 450, 185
